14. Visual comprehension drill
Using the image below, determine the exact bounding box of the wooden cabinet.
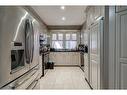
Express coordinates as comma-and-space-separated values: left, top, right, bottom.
116, 10, 127, 89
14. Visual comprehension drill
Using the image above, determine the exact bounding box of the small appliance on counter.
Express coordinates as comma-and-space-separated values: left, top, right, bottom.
78, 44, 85, 52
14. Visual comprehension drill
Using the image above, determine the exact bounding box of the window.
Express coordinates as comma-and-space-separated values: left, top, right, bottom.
66, 34, 71, 40
58, 34, 63, 40
66, 41, 77, 49
72, 34, 77, 40
51, 33, 63, 49
52, 34, 57, 40
52, 41, 63, 49
65, 33, 77, 49
51, 32, 78, 49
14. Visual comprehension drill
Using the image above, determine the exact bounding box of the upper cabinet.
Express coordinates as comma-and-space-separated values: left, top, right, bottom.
86, 6, 104, 28
87, 7, 94, 27
116, 6, 127, 13
94, 6, 101, 20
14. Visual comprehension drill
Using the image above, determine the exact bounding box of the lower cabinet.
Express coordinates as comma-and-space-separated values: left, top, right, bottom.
49, 52, 80, 66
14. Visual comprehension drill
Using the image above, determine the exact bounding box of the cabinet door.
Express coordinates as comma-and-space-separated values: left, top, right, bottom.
71, 52, 75, 65
116, 6, 127, 13
90, 21, 100, 89
84, 31, 88, 45
89, 8, 94, 26
84, 54, 88, 80
94, 6, 101, 20
53, 53, 58, 65
87, 7, 94, 27
58, 52, 64, 65
116, 10, 127, 89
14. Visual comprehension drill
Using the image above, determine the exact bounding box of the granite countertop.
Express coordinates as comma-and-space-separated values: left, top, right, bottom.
50, 49, 80, 52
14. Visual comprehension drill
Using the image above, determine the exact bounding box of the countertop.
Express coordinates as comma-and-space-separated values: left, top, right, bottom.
50, 49, 80, 52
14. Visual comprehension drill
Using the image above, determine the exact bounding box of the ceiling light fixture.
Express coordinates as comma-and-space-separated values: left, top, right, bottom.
60, 6, 65, 10
62, 17, 66, 21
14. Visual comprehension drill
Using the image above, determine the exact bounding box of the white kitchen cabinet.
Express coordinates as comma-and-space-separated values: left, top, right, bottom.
66, 52, 70, 64
87, 7, 93, 27
84, 30, 88, 45
89, 18, 102, 89
72, 52, 80, 65
94, 6, 101, 20
49, 52, 80, 66
84, 54, 89, 81
116, 6, 127, 13
86, 6, 104, 28
116, 9, 127, 89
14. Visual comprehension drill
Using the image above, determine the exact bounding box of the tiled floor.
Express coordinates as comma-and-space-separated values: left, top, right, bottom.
39, 67, 90, 89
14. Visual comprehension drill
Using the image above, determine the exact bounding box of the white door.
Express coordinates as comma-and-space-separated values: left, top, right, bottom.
116, 9, 127, 89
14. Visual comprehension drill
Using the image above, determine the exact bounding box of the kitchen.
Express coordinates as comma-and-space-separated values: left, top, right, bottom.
0, 6, 127, 90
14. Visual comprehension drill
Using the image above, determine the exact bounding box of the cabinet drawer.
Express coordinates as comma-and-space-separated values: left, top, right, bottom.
116, 6, 127, 13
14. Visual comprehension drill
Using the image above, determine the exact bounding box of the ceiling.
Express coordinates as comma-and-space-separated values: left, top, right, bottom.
31, 6, 87, 26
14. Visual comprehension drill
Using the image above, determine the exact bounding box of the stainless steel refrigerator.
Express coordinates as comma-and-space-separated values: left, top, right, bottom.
0, 7, 41, 89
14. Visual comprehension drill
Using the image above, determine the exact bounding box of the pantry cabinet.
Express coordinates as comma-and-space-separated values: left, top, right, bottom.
116, 8, 127, 89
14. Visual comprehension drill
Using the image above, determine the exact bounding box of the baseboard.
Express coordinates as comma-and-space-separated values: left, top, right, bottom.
79, 66, 84, 72
85, 78, 93, 89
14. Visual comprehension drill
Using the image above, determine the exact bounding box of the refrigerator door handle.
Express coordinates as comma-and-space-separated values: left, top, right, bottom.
30, 21, 34, 63
25, 19, 31, 64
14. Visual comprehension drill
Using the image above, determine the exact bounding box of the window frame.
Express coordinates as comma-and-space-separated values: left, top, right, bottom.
51, 31, 79, 49
65, 33, 77, 49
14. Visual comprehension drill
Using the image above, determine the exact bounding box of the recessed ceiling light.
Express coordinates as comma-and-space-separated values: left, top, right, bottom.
60, 6, 65, 10
62, 17, 66, 21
